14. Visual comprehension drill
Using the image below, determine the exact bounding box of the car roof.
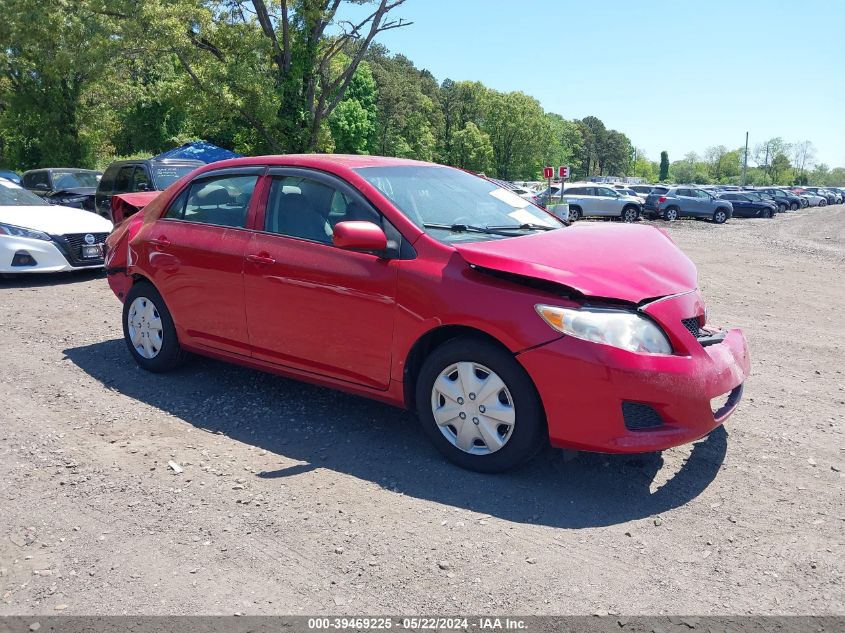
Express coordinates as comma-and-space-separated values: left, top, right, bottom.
108, 158, 206, 168
22, 167, 101, 174
180, 154, 444, 183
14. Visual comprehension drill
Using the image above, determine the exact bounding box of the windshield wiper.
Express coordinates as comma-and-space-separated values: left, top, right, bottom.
423, 222, 507, 235
485, 223, 558, 231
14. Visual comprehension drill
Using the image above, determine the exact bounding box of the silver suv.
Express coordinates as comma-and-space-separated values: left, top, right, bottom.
560, 183, 642, 222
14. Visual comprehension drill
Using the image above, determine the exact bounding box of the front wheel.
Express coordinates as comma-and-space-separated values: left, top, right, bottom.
416, 337, 546, 473
777, 203, 786, 213
621, 206, 639, 223
122, 281, 185, 372
820, 199, 827, 207
568, 207, 581, 221
713, 209, 728, 224
789, 202, 799, 211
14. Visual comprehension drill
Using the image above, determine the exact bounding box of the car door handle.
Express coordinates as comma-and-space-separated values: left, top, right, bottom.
246, 253, 276, 265
150, 237, 171, 247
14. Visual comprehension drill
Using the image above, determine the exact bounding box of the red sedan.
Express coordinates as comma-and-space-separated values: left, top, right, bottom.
104, 155, 750, 472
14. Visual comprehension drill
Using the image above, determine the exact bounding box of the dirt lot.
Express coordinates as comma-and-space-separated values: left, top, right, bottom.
1, 206, 843, 616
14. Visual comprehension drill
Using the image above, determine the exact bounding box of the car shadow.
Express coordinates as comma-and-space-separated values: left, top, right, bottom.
64, 339, 728, 529
0, 269, 105, 289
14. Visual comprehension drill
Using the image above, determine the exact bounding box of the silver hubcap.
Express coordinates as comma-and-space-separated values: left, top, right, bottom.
431, 362, 516, 455
667, 210, 677, 220
716, 212, 725, 222
127, 296, 163, 359
624, 209, 636, 222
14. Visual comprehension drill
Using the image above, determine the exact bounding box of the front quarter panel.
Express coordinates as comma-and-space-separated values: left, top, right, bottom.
390, 243, 572, 383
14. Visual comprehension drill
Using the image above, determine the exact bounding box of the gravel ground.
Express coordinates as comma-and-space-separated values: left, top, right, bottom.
0, 205, 843, 616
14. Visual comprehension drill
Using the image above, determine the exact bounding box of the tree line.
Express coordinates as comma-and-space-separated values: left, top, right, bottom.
1, 0, 841, 187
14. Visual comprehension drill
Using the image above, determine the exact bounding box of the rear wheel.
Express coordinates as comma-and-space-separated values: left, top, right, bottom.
820, 199, 827, 207
568, 207, 581, 221
621, 206, 639, 223
122, 281, 185, 372
713, 209, 728, 224
664, 207, 679, 221
416, 337, 546, 473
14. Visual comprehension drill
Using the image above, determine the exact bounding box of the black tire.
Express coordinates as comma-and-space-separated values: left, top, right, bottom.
415, 337, 546, 473
621, 205, 639, 223
820, 199, 827, 207
777, 203, 786, 213
765, 209, 774, 219
712, 208, 728, 224
122, 281, 186, 372
789, 202, 798, 211
568, 206, 581, 221
664, 206, 679, 221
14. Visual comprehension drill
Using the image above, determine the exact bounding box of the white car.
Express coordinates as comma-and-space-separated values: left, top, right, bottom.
561, 182, 642, 222
1, 180, 112, 274
794, 191, 826, 207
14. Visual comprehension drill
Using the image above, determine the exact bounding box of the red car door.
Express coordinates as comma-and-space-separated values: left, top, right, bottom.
143, 168, 263, 356
243, 169, 399, 390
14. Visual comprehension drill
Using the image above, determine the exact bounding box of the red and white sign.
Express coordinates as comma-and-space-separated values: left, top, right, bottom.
543, 166, 554, 179
559, 166, 570, 178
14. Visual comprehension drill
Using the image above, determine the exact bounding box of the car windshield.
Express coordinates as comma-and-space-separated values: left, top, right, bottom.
52, 171, 100, 189
355, 165, 563, 243
153, 165, 197, 189
0, 180, 50, 206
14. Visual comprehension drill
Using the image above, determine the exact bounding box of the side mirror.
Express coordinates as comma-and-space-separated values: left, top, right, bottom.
332, 221, 387, 253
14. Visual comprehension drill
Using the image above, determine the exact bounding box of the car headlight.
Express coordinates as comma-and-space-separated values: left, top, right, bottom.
535, 304, 673, 354
0, 222, 52, 241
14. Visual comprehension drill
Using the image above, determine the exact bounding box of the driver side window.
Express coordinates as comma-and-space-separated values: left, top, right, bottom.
264, 176, 381, 244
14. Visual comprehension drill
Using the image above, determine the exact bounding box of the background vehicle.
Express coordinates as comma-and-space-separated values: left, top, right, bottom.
95, 158, 203, 220
791, 189, 826, 207
716, 192, 776, 218
561, 183, 641, 222
643, 186, 733, 223
0, 180, 112, 274
105, 155, 748, 473
628, 185, 656, 202
0, 169, 21, 184
756, 188, 801, 212
21, 168, 101, 213
801, 187, 837, 205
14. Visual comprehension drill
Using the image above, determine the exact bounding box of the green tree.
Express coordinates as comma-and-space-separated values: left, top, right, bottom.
659, 151, 670, 181
329, 62, 378, 154
542, 113, 582, 176
631, 150, 657, 181
101, 0, 410, 153
576, 116, 606, 177
0, 0, 111, 168
448, 122, 493, 173
482, 91, 548, 180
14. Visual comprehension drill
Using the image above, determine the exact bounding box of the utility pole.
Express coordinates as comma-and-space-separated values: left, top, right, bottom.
742, 131, 749, 186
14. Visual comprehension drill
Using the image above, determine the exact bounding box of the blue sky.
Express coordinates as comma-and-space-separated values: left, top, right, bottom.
345, 0, 844, 167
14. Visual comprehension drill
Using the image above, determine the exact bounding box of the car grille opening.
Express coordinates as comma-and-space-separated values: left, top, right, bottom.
11, 251, 38, 267
681, 316, 703, 338
622, 402, 664, 431
51, 232, 108, 267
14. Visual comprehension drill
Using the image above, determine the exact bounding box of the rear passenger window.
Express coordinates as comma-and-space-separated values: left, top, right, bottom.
99, 165, 119, 194
173, 174, 258, 228
115, 166, 135, 193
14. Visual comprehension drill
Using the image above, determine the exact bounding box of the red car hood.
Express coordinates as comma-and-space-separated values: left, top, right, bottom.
453, 223, 697, 303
